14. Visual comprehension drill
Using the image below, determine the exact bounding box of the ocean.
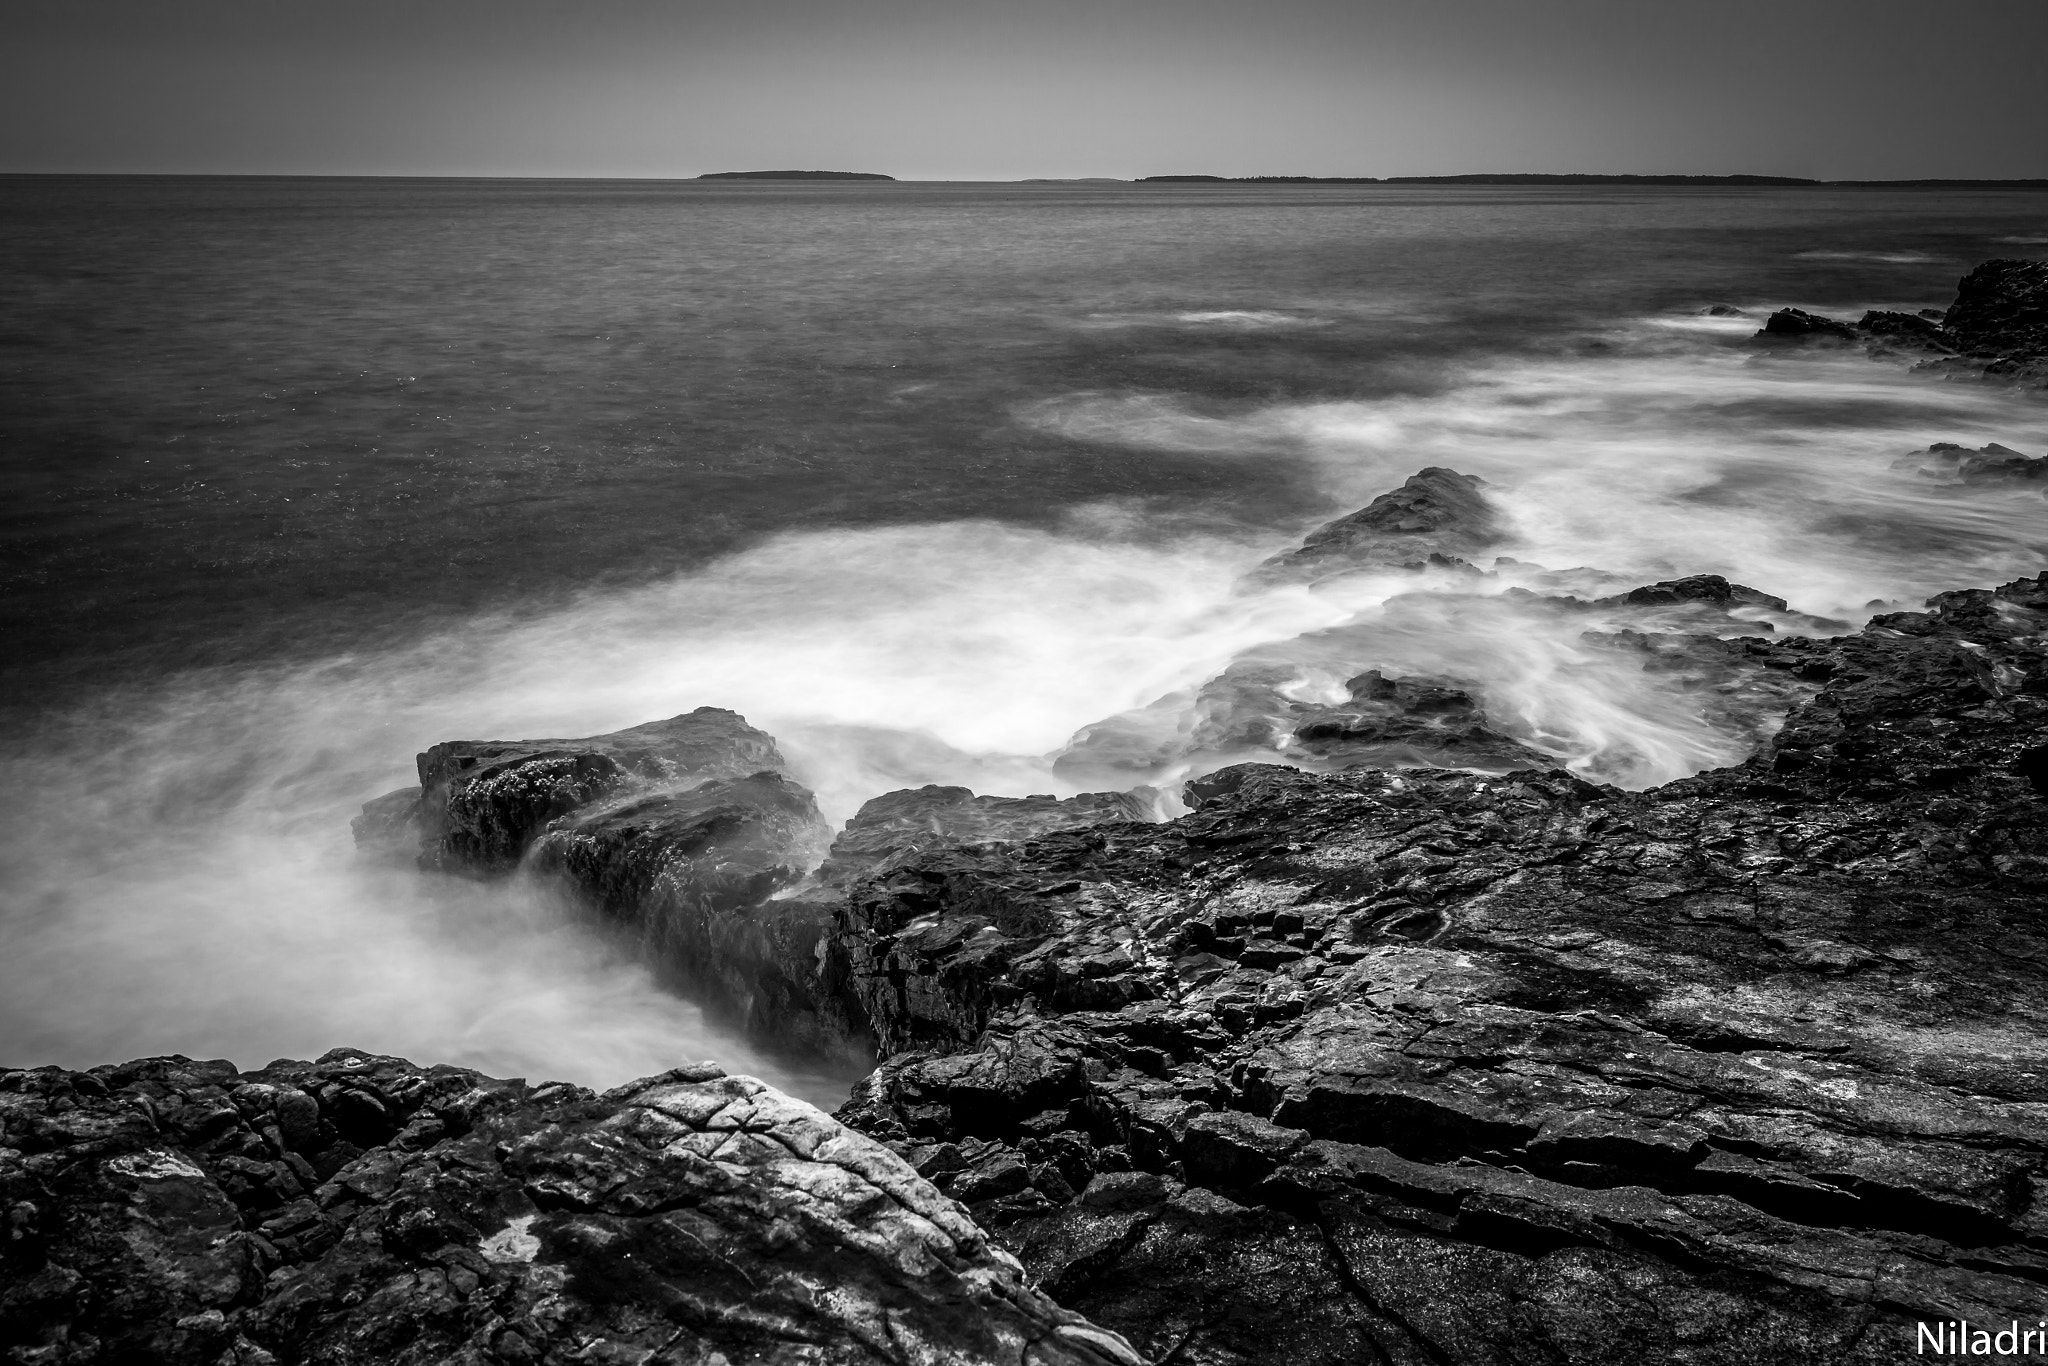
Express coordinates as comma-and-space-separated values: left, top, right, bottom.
3, 176, 2044, 1106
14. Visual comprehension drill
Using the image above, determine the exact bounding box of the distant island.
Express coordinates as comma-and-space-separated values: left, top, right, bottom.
696, 170, 895, 181
1136, 173, 2048, 188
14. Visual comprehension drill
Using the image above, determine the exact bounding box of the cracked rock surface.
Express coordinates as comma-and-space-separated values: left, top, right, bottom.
0, 1051, 1145, 1366
833, 574, 2048, 1364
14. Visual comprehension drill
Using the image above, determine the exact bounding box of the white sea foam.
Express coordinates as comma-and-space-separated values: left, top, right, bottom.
4, 311, 2043, 1102
1793, 250, 1942, 264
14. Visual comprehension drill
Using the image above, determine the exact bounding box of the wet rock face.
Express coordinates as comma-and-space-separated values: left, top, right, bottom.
351, 711, 850, 1054
1757, 307, 1860, 341
0, 1051, 1145, 1366
1945, 257, 2048, 359
1254, 466, 1502, 584
353, 708, 789, 873
832, 574, 2048, 1365
1905, 441, 2048, 487
1756, 257, 2047, 385
816, 787, 1160, 888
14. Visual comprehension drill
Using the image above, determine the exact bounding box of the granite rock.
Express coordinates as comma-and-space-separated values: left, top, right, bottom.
0, 1051, 1146, 1366
832, 574, 2048, 1365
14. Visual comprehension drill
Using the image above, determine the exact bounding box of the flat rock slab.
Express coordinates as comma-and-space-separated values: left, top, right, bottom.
0, 1051, 1145, 1366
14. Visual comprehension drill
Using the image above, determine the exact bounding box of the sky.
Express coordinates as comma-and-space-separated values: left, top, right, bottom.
2, 0, 2043, 181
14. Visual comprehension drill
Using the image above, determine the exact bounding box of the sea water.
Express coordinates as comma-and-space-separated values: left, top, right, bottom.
3, 177, 2044, 1106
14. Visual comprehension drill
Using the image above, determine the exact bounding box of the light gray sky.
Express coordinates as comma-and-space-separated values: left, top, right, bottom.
3, 0, 2043, 179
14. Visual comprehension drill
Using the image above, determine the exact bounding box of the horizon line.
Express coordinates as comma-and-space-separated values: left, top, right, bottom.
5, 170, 2048, 187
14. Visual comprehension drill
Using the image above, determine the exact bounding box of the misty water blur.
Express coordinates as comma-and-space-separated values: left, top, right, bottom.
3, 179, 2044, 1106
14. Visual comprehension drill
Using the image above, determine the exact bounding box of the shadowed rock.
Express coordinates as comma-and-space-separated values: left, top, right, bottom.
1253, 467, 1502, 584
1596, 572, 1789, 612
352, 708, 787, 873
0, 1052, 1144, 1366
1755, 307, 1858, 341
831, 573, 2048, 1365
1944, 257, 2048, 358
815, 786, 1160, 888
1904, 441, 2048, 486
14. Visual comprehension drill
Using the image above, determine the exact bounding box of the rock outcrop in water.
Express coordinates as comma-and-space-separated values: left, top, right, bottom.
268, 465, 2048, 1361
0, 1051, 1142, 1366
1755, 256, 2048, 386
828, 573, 2048, 1364
1252, 466, 1503, 585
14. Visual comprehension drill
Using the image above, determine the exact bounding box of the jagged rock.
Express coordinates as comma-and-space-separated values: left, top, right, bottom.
1904, 441, 2048, 486
0, 1051, 1145, 1366
1701, 304, 1746, 317
353, 708, 788, 873
1857, 309, 1955, 355
525, 771, 851, 1050
1599, 573, 1788, 613
1054, 650, 1553, 787
1944, 258, 2048, 359
832, 574, 2048, 1365
1755, 308, 1858, 341
1286, 668, 1558, 771
815, 787, 1161, 888
1253, 467, 1502, 584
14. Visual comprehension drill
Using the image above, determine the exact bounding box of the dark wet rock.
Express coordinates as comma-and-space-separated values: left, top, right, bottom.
815, 786, 1161, 888
1700, 304, 1746, 317
0, 1051, 1144, 1366
1597, 572, 1789, 613
525, 771, 850, 1050
1905, 441, 2048, 487
1944, 257, 2048, 360
354, 708, 788, 873
1055, 651, 1553, 787
1254, 467, 1503, 584
832, 573, 2048, 1365
1286, 669, 1557, 772
1755, 307, 1858, 341
1857, 308, 1955, 356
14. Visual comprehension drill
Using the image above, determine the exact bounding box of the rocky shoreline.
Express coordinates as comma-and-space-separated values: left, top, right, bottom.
6, 261, 2047, 1364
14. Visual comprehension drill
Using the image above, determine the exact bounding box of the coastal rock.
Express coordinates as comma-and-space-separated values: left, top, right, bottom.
815, 786, 1161, 888
1595, 572, 1788, 613
1755, 308, 1858, 341
1856, 308, 1955, 356
1053, 649, 1553, 787
1252, 467, 1503, 584
1904, 441, 2048, 487
354, 708, 788, 874
0, 1051, 1143, 1366
526, 771, 848, 1049
1944, 258, 2048, 359
832, 573, 2048, 1364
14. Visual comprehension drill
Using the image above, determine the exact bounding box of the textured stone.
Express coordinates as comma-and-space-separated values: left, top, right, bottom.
0, 1051, 1145, 1366
833, 574, 2048, 1365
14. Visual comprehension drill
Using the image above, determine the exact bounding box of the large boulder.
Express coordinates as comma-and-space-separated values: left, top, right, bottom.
0, 1051, 1145, 1366
354, 708, 788, 874
831, 573, 2048, 1365
1944, 257, 2048, 359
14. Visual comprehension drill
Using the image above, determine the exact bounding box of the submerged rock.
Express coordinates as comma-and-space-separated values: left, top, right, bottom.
0, 1051, 1142, 1366
831, 573, 2048, 1364
1906, 440, 2048, 486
